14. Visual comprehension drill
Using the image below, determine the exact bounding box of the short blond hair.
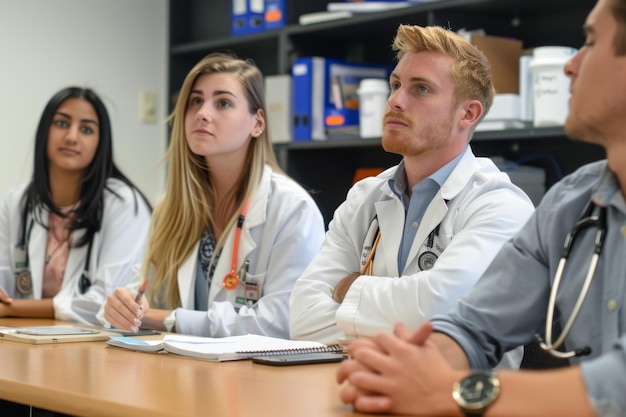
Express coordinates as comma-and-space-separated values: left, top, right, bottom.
393, 24, 495, 116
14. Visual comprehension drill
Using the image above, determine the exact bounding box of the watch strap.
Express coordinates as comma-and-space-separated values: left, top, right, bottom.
163, 309, 177, 332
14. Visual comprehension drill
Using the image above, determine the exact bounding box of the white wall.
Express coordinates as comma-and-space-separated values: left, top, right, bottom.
0, 0, 168, 205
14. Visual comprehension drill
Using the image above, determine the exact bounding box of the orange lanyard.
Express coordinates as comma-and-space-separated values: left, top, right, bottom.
222, 199, 251, 290
360, 229, 381, 276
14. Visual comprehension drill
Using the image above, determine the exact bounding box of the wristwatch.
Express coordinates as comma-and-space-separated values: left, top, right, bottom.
163, 309, 177, 333
452, 371, 500, 417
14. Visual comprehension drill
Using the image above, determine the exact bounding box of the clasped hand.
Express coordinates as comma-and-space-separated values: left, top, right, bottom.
336, 322, 463, 415
0, 288, 13, 317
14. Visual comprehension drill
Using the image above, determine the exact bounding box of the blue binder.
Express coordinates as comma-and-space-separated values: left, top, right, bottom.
265, 0, 286, 30
292, 57, 324, 141
292, 57, 390, 141
232, 0, 265, 36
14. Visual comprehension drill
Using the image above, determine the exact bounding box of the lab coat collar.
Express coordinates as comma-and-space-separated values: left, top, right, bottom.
439, 146, 482, 201
375, 149, 482, 276
374, 198, 403, 275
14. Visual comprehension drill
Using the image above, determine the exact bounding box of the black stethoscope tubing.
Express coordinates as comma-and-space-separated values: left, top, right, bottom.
537, 199, 606, 359
19, 215, 93, 295
361, 215, 441, 276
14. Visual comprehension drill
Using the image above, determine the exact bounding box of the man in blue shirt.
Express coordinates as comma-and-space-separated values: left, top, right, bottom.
337, 0, 626, 416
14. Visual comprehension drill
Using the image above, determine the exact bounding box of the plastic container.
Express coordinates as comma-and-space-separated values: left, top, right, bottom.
357, 78, 389, 138
528, 46, 577, 127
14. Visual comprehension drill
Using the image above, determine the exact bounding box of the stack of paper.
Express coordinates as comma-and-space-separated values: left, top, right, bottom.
107, 333, 344, 362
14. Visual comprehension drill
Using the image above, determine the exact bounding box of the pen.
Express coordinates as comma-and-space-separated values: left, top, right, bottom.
135, 280, 148, 303
239, 260, 249, 283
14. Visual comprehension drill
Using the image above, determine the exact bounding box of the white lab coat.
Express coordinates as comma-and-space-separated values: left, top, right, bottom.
132, 166, 325, 339
0, 179, 151, 324
290, 147, 535, 367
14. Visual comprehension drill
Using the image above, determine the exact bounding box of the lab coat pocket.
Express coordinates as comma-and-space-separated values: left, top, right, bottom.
235, 271, 266, 308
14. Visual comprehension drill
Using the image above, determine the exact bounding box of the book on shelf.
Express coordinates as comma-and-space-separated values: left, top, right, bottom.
326, 2, 415, 13
299, 10, 353, 26
107, 333, 344, 362
475, 120, 527, 132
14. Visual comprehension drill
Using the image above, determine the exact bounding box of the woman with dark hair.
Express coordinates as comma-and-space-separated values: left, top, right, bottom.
0, 86, 152, 324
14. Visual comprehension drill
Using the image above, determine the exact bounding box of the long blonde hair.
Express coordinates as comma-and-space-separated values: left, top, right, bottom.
146, 52, 282, 308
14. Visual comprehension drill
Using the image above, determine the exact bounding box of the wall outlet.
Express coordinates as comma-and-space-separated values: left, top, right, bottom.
139, 90, 157, 124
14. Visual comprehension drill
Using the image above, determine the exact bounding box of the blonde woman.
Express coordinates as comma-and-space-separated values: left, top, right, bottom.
103, 52, 324, 338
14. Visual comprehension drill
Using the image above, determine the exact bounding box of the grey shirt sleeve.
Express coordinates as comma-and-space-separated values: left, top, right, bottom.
432, 162, 626, 416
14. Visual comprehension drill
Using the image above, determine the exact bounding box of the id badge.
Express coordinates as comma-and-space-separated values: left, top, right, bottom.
244, 280, 260, 306
13, 246, 33, 296
14, 246, 27, 271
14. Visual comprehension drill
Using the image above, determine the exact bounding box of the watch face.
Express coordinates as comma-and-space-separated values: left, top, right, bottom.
453, 372, 500, 411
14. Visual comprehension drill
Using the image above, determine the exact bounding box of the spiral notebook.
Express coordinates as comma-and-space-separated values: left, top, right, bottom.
107, 334, 343, 361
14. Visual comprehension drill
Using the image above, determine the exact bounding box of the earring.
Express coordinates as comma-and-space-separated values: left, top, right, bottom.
257, 130, 263, 136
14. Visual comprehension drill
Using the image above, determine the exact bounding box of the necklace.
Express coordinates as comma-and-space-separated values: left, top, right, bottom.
46, 235, 71, 265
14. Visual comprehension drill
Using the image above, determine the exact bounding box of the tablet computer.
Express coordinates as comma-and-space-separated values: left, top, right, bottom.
0, 326, 114, 344
15, 327, 100, 336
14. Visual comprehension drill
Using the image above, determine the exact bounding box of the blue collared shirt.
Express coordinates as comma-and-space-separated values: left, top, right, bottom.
388, 148, 465, 273
431, 160, 626, 416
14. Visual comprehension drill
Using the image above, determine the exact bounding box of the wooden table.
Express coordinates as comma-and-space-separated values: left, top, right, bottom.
0, 318, 402, 417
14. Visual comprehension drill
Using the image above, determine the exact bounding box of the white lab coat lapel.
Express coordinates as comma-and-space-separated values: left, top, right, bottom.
64, 228, 88, 291
401, 147, 478, 273
198, 166, 270, 307
175, 214, 254, 309
28, 219, 47, 298
207, 225, 236, 304
374, 198, 403, 277
237, 166, 269, 258
177, 242, 198, 309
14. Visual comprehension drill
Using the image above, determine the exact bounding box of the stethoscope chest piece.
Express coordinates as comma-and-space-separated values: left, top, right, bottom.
16, 270, 33, 295
14, 242, 33, 296
222, 271, 240, 290
221, 199, 251, 291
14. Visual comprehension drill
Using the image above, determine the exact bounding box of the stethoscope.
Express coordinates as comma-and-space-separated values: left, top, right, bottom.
536, 199, 606, 359
221, 199, 251, 290
15, 215, 93, 296
360, 217, 441, 275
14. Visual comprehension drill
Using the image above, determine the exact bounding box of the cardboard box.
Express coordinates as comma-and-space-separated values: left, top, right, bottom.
471, 35, 522, 94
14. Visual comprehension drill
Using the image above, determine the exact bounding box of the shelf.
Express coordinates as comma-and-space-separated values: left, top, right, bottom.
169, 0, 594, 89
171, 31, 282, 56
170, 0, 601, 227
171, 0, 594, 54
274, 126, 568, 150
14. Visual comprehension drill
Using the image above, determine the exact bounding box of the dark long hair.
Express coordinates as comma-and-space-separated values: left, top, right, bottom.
21, 86, 152, 247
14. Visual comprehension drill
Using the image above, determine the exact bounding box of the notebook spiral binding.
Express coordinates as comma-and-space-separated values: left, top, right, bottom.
236, 344, 344, 357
